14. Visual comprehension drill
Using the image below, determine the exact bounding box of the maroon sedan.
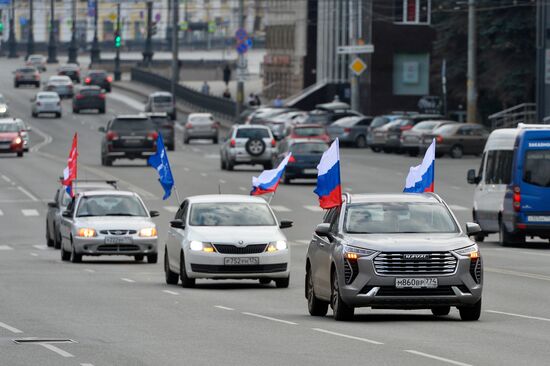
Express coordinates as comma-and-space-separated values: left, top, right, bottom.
0, 121, 24, 157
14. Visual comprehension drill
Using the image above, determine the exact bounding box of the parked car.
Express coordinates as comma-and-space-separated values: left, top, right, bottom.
45, 75, 74, 99
26, 54, 46, 72
384, 114, 443, 153
183, 113, 219, 144
327, 116, 373, 147
274, 139, 328, 183
0, 120, 24, 157
305, 102, 362, 126
164, 194, 292, 288
46, 180, 118, 249
31, 92, 62, 118
220, 125, 276, 171
367, 114, 405, 148
99, 115, 158, 166
144, 92, 176, 120
305, 193, 483, 321
72, 86, 106, 114
286, 124, 330, 143
255, 109, 305, 140
84, 70, 112, 92
467, 124, 550, 245
0, 94, 10, 117
401, 120, 456, 156
146, 112, 175, 151
57, 63, 81, 83
14, 67, 40, 88
422, 123, 489, 158
370, 120, 401, 152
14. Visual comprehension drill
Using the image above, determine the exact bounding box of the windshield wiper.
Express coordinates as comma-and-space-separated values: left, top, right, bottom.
105, 213, 137, 216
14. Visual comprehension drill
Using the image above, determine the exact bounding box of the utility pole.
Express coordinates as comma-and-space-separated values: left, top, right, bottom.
171, 0, 179, 98
67, 0, 78, 64
142, 1, 154, 67
536, 0, 550, 122
236, 0, 244, 118
8, 1, 16, 58
47, 0, 58, 63
114, 3, 121, 81
26, 0, 34, 60
90, 0, 100, 65
466, 0, 477, 123
350, 0, 360, 112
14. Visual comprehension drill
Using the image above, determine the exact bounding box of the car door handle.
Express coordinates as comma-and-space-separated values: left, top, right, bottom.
317, 241, 325, 247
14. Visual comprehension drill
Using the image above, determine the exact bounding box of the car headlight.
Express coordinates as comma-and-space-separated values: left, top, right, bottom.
0, 106, 7, 113
266, 240, 287, 252
189, 240, 215, 253
13, 137, 22, 145
343, 244, 376, 260
139, 227, 157, 237
77, 228, 96, 238
454, 245, 480, 259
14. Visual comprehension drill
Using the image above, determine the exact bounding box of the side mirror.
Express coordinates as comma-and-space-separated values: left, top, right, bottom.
61, 210, 72, 218
170, 219, 185, 229
467, 169, 480, 184
48, 201, 58, 208
465, 222, 482, 236
149, 210, 160, 218
98, 126, 106, 132
315, 223, 331, 237
279, 220, 293, 229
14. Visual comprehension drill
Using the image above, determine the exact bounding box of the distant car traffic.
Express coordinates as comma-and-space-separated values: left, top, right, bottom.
164, 194, 292, 288
84, 70, 112, 92
72, 86, 106, 114
367, 114, 408, 149
57, 63, 80, 83
26, 54, 46, 72
220, 125, 276, 170
383, 114, 443, 153
0, 94, 10, 117
327, 116, 373, 147
144, 92, 176, 120
305, 102, 362, 126
286, 124, 330, 143
31, 92, 62, 118
99, 115, 158, 166
14, 67, 40, 88
0, 120, 24, 157
401, 120, 456, 156
59, 190, 159, 263
183, 113, 219, 144
45, 75, 74, 99
422, 123, 489, 158
275, 139, 328, 183
46, 180, 118, 249
146, 112, 175, 151
306, 193, 483, 321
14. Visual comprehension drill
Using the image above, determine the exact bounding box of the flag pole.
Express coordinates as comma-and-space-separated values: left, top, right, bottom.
173, 186, 181, 206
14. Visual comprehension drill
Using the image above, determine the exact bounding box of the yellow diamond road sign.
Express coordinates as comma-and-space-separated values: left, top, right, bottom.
350, 58, 367, 76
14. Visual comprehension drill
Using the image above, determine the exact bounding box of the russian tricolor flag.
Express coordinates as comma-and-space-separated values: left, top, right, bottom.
62, 133, 78, 197
314, 139, 342, 209
404, 138, 435, 193
251, 153, 292, 196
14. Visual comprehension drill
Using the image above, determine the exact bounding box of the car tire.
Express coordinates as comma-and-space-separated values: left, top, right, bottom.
32, 112, 37, 118
259, 278, 271, 285
180, 252, 196, 288
282, 173, 291, 184
147, 253, 158, 264
56, 113, 62, 119
17, 152, 23, 157
73, 108, 79, 114
408, 148, 419, 157
331, 269, 354, 321
46, 224, 54, 248
14, 83, 19, 88
371, 146, 381, 153
431, 306, 451, 316
355, 135, 367, 148
383, 147, 394, 154
54, 232, 61, 250
306, 268, 329, 316
220, 158, 227, 170
213, 137, 218, 144
226, 159, 234, 171
245, 138, 266, 156
165, 250, 179, 285
134, 255, 144, 262
499, 220, 525, 246
36, 82, 40, 88
275, 276, 290, 288
183, 138, 189, 144
474, 233, 485, 242
459, 299, 481, 321
450, 145, 464, 159
263, 162, 273, 170
99, 108, 105, 114
61, 242, 71, 261
70, 242, 82, 263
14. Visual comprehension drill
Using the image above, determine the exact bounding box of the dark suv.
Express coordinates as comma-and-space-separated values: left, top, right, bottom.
73, 86, 105, 114
99, 115, 158, 166
146, 112, 175, 151
84, 70, 112, 92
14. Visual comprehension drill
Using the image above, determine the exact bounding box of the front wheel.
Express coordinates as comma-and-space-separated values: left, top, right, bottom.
499, 220, 525, 247
164, 249, 179, 285
70, 242, 82, 263
355, 135, 367, 148
180, 253, 196, 288
275, 276, 290, 288
450, 145, 464, 159
331, 270, 354, 321
17, 152, 23, 157
61, 242, 71, 261
431, 306, 451, 316
371, 146, 381, 153
306, 268, 329, 316
147, 253, 158, 264
458, 299, 481, 321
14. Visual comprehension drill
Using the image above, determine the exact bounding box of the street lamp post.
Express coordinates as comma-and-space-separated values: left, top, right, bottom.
90, 0, 100, 64
7, 1, 16, 58
68, 0, 78, 64
114, 3, 121, 81
47, 0, 58, 63
26, 0, 35, 60
142, 1, 153, 67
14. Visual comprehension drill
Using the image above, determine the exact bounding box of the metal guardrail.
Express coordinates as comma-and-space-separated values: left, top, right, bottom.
488, 103, 537, 130
130, 67, 236, 119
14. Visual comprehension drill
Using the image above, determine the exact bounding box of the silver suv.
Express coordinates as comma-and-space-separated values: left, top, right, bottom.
305, 193, 483, 321
220, 125, 276, 171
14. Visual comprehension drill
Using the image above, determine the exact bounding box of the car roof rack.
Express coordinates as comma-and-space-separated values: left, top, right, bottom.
342, 192, 352, 204
517, 123, 550, 129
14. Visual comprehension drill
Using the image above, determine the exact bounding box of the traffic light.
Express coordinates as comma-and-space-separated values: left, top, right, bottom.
0, 21, 4, 36
114, 31, 121, 48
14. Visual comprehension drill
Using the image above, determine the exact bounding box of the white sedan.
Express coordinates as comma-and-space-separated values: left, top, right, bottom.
164, 195, 293, 288
31, 92, 62, 118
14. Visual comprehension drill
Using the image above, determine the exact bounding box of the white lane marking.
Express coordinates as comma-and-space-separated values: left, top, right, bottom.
29, 125, 53, 152
270, 205, 291, 212
519, 250, 550, 258
183, 167, 190, 172
121, 278, 136, 283
344, 187, 353, 192
295, 240, 311, 245
239, 186, 247, 191
18, 187, 39, 202
486, 267, 550, 282
304, 205, 322, 212
219, 179, 226, 184
164, 206, 179, 213
200, 172, 208, 177
451, 185, 462, 190
192, 147, 201, 153
162, 290, 179, 295
215, 305, 235, 311
312, 328, 383, 345
0, 321, 23, 333
30, 252, 38, 257
241, 312, 297, 325
1, 175, 11, 183
40, 343, 74, 358
108, 92, 145, 111
22, 209, 40, 217
206, 154, 219, 159
404, 350, 472, 366
449, 204, 469, 211
0, 245, 13, 250
486, 310, 550, 323
83, 269, 95, 273
81, 364, 95, 366
33, 245, 47, 250
0, 209, 3, 216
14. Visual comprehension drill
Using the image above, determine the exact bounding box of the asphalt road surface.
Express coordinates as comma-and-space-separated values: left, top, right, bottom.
1, 58, 549, 366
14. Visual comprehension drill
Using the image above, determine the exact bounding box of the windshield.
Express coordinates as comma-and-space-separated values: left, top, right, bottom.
433, 124, 458, 135
290, 142, 328, 154
294, 127, 325, 137
523, 150, 550, 187
236, 128, 270, 139
413, 121, 440, 131
111, 119, 154, 131
38, 94, 59, 100
76, 195, 147, 217
153, 96, 172, 103
344, 202, 458, 234
0, 123, 18, 132
371, 117, 390, 128
189, 202, 276, 226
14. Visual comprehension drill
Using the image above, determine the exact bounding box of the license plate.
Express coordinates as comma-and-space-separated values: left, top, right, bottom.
224, 257, 259, 265
236, 155, 251, 162
105, 236, 133, 244
527, 216, 550, 222
395, 278, 438, 288
304, 169, 317, 174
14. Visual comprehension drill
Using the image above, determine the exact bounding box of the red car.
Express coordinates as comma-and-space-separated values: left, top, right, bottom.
287, 124, 330, 143
0, 121, 24, 157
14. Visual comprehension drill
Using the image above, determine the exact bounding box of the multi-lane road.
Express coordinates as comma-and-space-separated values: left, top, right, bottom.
1, 58, 549, 366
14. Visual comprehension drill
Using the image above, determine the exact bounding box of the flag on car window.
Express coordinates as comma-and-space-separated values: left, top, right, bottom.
148, 134, 174, 200
62, 133, 78, 197
251, 153, 292, 196
404, 138, 436, 193
314, 139, 342, 209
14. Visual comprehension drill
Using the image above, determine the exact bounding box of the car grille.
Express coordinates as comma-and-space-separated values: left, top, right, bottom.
97, 244, 140, 252
344, 259, 359, 284
470, 257, 482, 284
99, 230, 137, 235
213, 244, 267, 254
373, 252, 457, 276
190, 263, 287, 274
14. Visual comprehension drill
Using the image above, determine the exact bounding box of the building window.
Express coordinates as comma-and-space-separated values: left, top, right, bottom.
393, 53, 430, 96
394, 0, 431, 25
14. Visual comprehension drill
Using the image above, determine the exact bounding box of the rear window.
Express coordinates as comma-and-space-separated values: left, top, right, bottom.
371, 117, 389, 128
523, 150, 550, 187
150, 116, 171, 125
81, 89, 101, 96
294, 127, 325, 137
290, 142, 328, 154
90, 72, 107, 78
189, 115, 213, 124
153, 95, 172, 103
18, 68, 36, 73
236, 128, 270, 139
111, 119, 154, 131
